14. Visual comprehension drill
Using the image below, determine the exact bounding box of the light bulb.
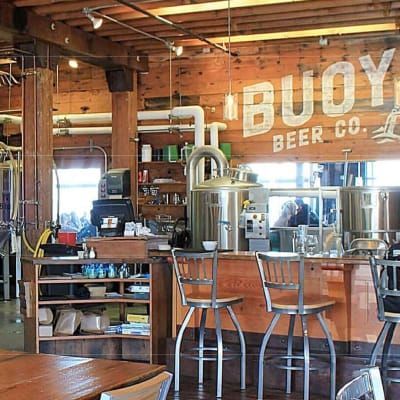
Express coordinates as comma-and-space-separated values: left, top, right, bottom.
223, 92, 238, 121
68, 59, 79, 69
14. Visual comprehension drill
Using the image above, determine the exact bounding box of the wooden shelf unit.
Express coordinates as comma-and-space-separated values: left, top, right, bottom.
138, 160, 187, 221
22, 256, 171, 363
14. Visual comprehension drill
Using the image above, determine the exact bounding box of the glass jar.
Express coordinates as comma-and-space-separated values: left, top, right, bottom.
141, 144, 152, 162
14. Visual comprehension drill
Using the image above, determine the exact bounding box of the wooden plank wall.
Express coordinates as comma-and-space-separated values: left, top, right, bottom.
1, 34, 400, 165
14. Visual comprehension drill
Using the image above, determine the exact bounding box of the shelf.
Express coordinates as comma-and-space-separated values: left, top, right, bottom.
141, 204, 186, 208
38, 278, 150, 284
138, 182, 186, 186
39, 334, 151, 341
38, 298, 150, 305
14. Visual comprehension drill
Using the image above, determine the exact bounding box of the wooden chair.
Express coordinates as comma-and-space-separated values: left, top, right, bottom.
255, 251, 336, 400
336, 367, 385, 400
172, 248, 246, 398
100, 371, 172, 400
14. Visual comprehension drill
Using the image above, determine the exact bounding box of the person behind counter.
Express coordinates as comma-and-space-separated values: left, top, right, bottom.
273, 200, 297, 227
288, 198, 319, 227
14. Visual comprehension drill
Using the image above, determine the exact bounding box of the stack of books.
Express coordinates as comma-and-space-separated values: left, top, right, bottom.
127, 313, 149, 323
104, 322, 150, 336
120, 323, 150, 336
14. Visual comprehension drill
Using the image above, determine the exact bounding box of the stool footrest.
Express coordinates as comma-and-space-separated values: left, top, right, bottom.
263, 354, 329, 372
181, 346, 241, 362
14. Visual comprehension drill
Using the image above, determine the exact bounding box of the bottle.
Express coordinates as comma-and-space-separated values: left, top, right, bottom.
97, 264, 106, 279
89, 247, 96, 259
141, 144, 152, 162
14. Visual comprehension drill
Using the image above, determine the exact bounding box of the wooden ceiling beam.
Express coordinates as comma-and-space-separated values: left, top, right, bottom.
0, 2, 148, 71
92, 3, 400, 39
58, 0, 397, 26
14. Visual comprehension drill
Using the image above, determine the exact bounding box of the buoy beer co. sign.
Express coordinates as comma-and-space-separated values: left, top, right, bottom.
243, 48, 399, 153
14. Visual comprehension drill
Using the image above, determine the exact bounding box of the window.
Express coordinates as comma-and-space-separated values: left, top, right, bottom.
53, 168, 101, 239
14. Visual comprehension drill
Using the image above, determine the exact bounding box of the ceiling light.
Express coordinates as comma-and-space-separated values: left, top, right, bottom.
319, 36, 328, 46
83, 8, 103, 30
68, 59, 79, 69
223, 0, 238, 121
169, 44, 183, 57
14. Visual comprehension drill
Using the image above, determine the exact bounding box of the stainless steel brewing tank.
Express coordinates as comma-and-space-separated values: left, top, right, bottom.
340, 186, 400, 247
191, 176, 262, 250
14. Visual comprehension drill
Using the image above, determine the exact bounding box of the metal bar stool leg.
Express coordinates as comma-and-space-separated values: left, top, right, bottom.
257, 313, 281, 400
301, 315, 310, 400
175, 307, 195, 392
382, 322, 396, 391
214, 308, 223, 398
286, 315, 296, 394
198, 308, 208, 385
316, 312, 336, 400
369, 321, 392, 366
227, 305, 246, 390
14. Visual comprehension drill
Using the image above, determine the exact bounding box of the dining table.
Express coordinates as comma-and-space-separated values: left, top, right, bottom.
0, 349, 165, 399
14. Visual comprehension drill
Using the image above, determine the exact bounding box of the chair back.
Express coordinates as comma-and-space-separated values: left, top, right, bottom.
100, 371, 172, 400
171, 249, 218, 307
336, 367, 385, 400
370, 256, 400, 320
255, 251, 305, 313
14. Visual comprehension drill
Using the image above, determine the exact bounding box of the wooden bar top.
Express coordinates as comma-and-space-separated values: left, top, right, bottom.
150, 249, 370, 265
0, 350, 164, 400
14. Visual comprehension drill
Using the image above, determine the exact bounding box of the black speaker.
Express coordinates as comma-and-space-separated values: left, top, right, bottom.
105, 67, 133, 92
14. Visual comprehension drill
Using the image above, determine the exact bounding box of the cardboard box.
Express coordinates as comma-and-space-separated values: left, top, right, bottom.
86, 237, 148, 258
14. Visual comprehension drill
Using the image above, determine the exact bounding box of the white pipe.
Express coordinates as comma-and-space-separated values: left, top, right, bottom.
209, 122, 227, 177
138, 124, 195, 132
137, 110, 170, 121
171, 106, 205, 181
53, 127, 112, 135
0, 114, 22, 124
53, 113, 111, 124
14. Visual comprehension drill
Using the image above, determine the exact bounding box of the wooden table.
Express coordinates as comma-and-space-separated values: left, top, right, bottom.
0, 350, 165, 400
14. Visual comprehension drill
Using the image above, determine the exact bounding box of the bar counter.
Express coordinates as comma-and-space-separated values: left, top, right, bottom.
165, 251, 381, 354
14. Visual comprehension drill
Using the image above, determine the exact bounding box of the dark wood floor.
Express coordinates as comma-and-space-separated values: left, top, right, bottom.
167, 381, 320, 399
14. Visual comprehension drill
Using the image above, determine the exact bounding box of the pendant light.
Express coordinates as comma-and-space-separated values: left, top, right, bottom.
223, 0, 238, 121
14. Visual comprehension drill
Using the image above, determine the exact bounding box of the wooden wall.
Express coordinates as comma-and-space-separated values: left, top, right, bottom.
1, 34, 400, 164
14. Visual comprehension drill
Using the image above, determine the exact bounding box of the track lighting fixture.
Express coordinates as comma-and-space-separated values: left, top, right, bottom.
83, 8, 103, 30
83, 9, 184, 55
169, 44, 184, 57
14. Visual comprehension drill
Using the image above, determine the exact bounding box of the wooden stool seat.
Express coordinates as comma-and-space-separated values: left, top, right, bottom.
187, 294, 243, 308
272, 294, 335, 313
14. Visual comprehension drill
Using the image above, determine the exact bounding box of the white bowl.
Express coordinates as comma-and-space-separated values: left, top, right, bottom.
202, 241, 218, 251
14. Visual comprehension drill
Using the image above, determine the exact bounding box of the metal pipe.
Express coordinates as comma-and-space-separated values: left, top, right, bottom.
113, 0, 234, 55
186, 145, 228, 229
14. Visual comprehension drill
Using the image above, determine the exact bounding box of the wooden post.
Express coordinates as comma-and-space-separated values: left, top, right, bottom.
23, 68, 53, 248
111, 70, 138, 212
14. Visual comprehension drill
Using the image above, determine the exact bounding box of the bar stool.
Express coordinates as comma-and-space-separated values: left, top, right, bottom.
369, 256, 400, 391
255, 251, 336, 400
171, 248, 246, 398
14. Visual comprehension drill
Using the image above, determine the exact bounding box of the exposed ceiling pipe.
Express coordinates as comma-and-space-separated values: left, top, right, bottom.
171, 106, 205, 181
113, 0, 234, 55
209, 122, 227, 176
0, 114, 22, 124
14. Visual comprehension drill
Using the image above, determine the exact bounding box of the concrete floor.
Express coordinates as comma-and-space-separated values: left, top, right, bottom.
0, 299, 24, 351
